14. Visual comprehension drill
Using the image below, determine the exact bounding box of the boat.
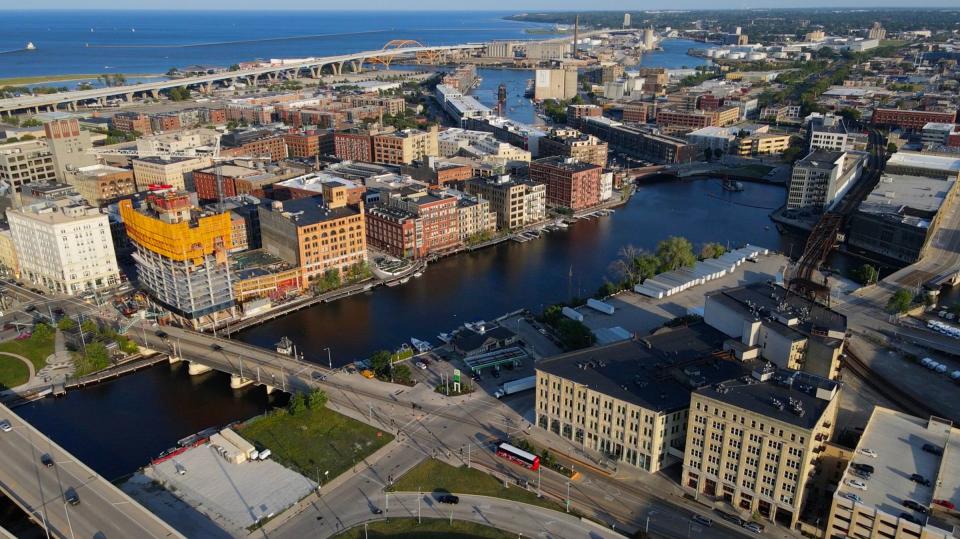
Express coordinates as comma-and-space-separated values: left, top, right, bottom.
410, 338, 432, 353
437, 332, 452, 343
386, 280, 401, 287
25, 42, 36, 51
400, 277, 410, 284
413, 271, 423, 278
722, 178, 744, 192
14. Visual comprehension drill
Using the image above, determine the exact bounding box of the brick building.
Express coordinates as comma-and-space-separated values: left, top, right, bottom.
871, 108, 957, 131
529, 156, 603, 212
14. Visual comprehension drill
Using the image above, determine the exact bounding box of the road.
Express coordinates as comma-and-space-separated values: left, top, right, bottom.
0, 403, 184, 539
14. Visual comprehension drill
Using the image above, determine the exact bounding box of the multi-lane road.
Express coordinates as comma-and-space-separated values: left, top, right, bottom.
0, 403, 184, 539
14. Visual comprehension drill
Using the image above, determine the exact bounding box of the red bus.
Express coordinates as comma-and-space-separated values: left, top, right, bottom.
495, 442, 540, 471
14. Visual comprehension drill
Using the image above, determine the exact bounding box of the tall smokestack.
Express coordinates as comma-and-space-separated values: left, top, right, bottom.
573, 14, 579, 60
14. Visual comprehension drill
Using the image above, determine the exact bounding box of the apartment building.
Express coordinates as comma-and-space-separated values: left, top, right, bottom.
111, 112, 152, 134
538, 128, 609, 168
704, 282, 848, 380
67, 164, 136, 206
334, 129, 375, 162
346, 94, 406, 116
787, 151, 866, 210
372, 127, 439, 166
282, 130, 330, 158
536, 325, 748, 473
529, 156, 603, 212
132, 155, 212, 191
826, 408, 960, 539
221, 129, 289, 161
656, 109, 719, 135
682, 364, 840, 528
135, 128, 220, 156
737, 133, 792, 156
258, 195, 366, 283
0, 227, 20, 278
366, 188, 459, 259
872, 108, 957, 132
567, 104, 602, 122
7, 198, 119, 294
120, 190, 236, 329
44, 119, 96, 181
570, 116, 695, 165
464, 174, 546, 231
0, 140, 57, 191
456, 194, 497, 242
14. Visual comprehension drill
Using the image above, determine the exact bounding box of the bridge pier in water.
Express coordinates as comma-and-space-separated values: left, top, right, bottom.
230, 374, 254, 389
187, 362, 212, 376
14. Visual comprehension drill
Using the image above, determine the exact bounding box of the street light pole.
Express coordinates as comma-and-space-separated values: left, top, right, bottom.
325, 347, 331, 369
418, 488, 421, 523
566, 481, 570, 512
537, 466, 541, 497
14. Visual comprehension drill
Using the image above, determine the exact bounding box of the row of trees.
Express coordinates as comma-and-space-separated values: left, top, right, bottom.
287, 388, 328, 415
311, 262, 374, 294
540, 304, 596, 351
604, 237, 725, 294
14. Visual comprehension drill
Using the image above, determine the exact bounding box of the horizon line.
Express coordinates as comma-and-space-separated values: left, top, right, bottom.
1, 6, 958, 11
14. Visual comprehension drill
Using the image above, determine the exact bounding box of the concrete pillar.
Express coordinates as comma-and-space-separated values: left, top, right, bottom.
204, 82, 213, 94
124, 92, 133, 102
351, 61, 362, 73
310, 67, 319, 78
187, 362, 212, 376
98, 97, 106, 106
230, 374, 253, 389
264, 384, 276, 394
335, 62, 343, 76
150, 89, 159, 99
168, 355, 182, 365
247, 75, 257, 87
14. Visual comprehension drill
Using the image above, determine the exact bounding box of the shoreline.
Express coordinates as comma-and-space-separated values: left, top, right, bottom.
0, 73, 166, 87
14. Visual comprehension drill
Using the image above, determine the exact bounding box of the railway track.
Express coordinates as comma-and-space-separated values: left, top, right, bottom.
841, 345, 938, 419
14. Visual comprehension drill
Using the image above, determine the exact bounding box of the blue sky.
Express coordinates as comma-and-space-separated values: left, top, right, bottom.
9, 1, 960, 9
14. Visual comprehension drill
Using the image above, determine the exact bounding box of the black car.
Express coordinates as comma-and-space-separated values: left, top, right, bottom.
910, 473, 932, 487
438, 495, 460, 504
899, 513, 918, 524
155, 330, 168, 339
311, 371, 326, 382
41, 454, 54, 468
211, 343, 223, 352
714, 510, 743, 526
922, 443, 943, 456
852, 463, 875, 475
371, 507, 383, 515
64, 488, 80, 506
903, 500, 928, 514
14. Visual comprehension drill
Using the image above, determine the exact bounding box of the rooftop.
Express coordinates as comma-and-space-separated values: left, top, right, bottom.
696, 365, 839, 430
835, 407, 959, 525
532, 156, 601, 173
858, 173, 956, 227
261, 195, 359, 225
796, 150, 844, 171
537, 324, 747, 413
74, 164, 130, 177
709, 282, 847, 340
887, 151, 960, 175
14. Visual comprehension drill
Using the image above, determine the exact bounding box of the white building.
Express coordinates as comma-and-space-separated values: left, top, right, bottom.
808, 114, 865, 152
135, 128, 220, 156
7, 200, 119, 294
788, 150, 866, 210
922, 122, 958, 147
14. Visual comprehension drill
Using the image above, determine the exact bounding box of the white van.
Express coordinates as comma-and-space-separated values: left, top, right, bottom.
921, 358, 934, 368
258, 449, 271, 460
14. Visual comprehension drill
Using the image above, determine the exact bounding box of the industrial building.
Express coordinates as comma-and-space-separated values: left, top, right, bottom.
683, 364, 839, 529
826, 408, 960, 539
533, 67, 578, 101
536, 325, 749, 473
570, 116, 694, 164
120, 189, 237, 329
704, 282, 847, 380
434, 84, 494, 127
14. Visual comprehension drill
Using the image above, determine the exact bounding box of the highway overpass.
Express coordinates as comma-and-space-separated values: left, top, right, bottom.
0, 43, 483, 116
0, 402, 184, 538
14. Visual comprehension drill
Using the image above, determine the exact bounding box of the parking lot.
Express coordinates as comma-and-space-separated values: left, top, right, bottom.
145, 443, 316, 533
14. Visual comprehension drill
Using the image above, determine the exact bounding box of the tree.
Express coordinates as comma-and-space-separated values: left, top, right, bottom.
307, 389, 328, 410
288, 393, 307, 415
314, 269, 341, 293
392, 364, 412, 384
229, 64, 240, 72
886, 142, 898, 154
168, 86, 191, 101
656, 236, 696, 272
852, 264, 878, 285
32, 323, 53, 340
20, 118, 42, 127
886, 288, 913, 314
700, 242, 726, 259
838, 107, 861, 123
369, 350, 392, 377
81, 319, 99, 336
556, 319, 596, 350
57, 317, 77, 331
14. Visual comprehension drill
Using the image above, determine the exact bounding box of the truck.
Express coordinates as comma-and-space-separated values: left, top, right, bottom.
494, 375, 536, 399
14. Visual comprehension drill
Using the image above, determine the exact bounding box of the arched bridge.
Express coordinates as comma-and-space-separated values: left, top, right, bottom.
0, 41, 482, 116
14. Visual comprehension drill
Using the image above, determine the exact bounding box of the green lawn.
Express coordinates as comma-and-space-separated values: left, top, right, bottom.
388, 459, 563, 512
331, 518, 513, 539
238, 406, 393, 481
0, 73, 159, 86
0, 355, 30, 390
0, 332, 54, 372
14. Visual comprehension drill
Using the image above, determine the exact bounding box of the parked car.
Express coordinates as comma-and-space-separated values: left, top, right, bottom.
910, 473, 932, 487
690, 514, 713, 527
859, 448, 878, 458
311, 371, 326, 381
0, 420, 11, 432
714, 510, 743, 526
922, 443, 943, 456
841, 492, 862, 504
903, 500, 928, 514
743, 522, 764, 533
852, 463, 875, 475
415, 361, 427, 370
847, 479, 868, 491
41, 454, 54, 468
933, 499, 956, 510
438, 495, 459, 504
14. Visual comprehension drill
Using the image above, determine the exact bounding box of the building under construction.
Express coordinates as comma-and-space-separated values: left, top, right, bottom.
119, 189, 236, 330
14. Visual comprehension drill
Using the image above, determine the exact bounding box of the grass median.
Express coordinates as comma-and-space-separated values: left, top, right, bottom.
387, 458, 564, 512
331, 518, 513, 539
238, 405, 393, 481
0, 331, 54, 372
